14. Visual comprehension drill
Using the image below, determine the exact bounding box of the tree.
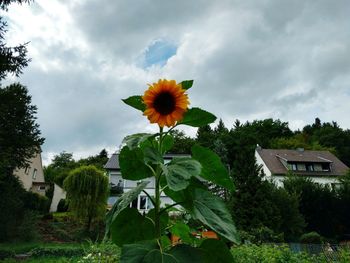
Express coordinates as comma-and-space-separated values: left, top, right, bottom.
169, 129, 195, 154
63, 165, 109, 231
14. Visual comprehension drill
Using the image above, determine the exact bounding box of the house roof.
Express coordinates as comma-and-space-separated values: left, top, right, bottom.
104, 153, 191, 170
256, 148, 349, 176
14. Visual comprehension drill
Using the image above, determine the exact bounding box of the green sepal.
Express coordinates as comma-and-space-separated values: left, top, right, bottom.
192, 144, 234, 191
110, 207, 155, 246
177, 107, 216, 127
119, 146, 153, 180
180, 80, 194, 90
122, 95, 146, 112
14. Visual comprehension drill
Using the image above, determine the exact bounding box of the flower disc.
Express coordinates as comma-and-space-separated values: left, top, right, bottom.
142, 79, 189, 127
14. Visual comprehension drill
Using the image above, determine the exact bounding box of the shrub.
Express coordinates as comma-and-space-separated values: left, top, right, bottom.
30, 247, 85, 258
57, 199, 68, 212
24, 192, 50, 214
300, 232, 323, 244
16, 210, 40, 241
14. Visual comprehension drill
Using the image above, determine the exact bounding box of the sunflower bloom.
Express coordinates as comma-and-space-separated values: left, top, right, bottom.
142, 79, 189, 127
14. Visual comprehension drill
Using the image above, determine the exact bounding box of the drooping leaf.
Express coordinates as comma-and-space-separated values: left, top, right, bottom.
122, 95, 146, 112
120, 241, 158, 263
111, 208, 155, 246
122, 133, 154, 149
162, 158, 201, 191
177, 108, 216, 127
162, 134, 174, 153
105, 181, 149, 240
180, 80, 194, 90
119, 146, 153, 180
169, 222, 192, 244
189, 189, 240, 244
192, 145, 234, 191
200, 239, 234, 263
169, 244, 204, 263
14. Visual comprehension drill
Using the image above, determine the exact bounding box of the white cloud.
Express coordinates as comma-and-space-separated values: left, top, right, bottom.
3, 0, 350, 164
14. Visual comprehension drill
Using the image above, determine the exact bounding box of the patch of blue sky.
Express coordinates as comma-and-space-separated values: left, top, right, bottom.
141, 39, 177, 68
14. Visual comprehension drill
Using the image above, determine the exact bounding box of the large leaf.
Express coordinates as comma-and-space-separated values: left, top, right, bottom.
122, 95, 146, 112
177, 107, 216, 127
200, 239, 234, 263
105, 181, 149, 240
119, 146, 153, 180
190, 189, 240, 244
162, 158, 201, 191
111, 207, 155, 246
169, 222, 192, 244
143, 146, 163, 165
192, 145, 234, 191
169, 244, 204, 263
162, 134, 174, 153
122, 133, 154, 149
144, 250, 177, 263
120, 241, 158, 263
179, 80, 193, 90
146, 208, 169, 233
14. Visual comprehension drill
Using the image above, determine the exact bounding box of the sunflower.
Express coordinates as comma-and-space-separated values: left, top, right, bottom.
142, 79, 189, 127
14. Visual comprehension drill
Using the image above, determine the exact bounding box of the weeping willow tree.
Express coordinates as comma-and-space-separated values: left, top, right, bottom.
63, 165, 109, 231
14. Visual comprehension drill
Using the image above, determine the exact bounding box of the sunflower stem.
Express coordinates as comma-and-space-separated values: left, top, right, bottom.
155, 126, 164, 243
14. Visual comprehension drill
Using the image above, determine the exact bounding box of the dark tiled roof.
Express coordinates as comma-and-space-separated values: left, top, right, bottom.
104, 153, 119, 170
256, 148, 349, 176
104, 153, 191, 170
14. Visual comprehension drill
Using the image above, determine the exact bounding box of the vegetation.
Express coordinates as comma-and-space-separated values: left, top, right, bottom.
63, 165, 109, 232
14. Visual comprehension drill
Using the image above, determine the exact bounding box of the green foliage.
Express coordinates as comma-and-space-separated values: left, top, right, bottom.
63, 165, 109, 231
300, 232, 323, 244
177, 107, 217, 127
16, 210, 40, 241
179, 80, 193, 90
122, 95, 146, 112
57, 199, 68, 212
24, 192, 50, 214
31, 246, 85, 258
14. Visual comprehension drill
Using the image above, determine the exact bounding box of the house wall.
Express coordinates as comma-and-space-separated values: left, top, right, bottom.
13, 153, 45, 192
50, 184, 66, 212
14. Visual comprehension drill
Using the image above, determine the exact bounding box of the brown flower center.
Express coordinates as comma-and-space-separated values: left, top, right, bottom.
153, 92, 176, 115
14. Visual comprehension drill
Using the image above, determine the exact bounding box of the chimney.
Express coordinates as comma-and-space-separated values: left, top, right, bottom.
256, 144, 262, 150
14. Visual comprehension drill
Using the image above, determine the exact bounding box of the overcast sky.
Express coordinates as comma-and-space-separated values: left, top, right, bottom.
3, 0, 350, 165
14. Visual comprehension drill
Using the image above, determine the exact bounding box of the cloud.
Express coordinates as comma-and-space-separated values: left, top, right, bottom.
3, 0, 350, 164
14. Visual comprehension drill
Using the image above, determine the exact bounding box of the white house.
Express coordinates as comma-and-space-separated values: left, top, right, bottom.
255, 146, 349, 187
13, 152, 49, 196
104, 153, 189, 212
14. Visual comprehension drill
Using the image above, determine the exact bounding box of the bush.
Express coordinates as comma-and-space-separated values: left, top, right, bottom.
0, 249, 15, 260
78, 241, 120, 263
24, 192, 50, 214
300, 232, 323, 244
57, 199, 68, 213
30, 247, 85, 258
16, 210, 40, 241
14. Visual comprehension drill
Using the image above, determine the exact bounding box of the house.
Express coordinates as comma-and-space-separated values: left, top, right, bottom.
13, 152, 49, 196
255, 146, 349, 187
104, 153, 189, 212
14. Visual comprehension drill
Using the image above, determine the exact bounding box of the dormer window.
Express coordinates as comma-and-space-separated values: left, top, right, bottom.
321, 163, 330, 172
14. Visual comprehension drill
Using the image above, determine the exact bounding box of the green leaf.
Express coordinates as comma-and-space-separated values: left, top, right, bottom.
190, 189, 240, 244
120, 241, 158, 263
122, 95, 146, 112
143, 146, 163, 165
105, 181, 149, 240
169, 222, 192, 244
111, 208, 155, 246
177, 108, 216, 127
144, 250, 178, 263
180, 80, 194, 90
146, 208, 169, 233
162, 134, 174, 153
163, 158, 201, 191
200, 239, 234, 263
122, 133, 154, 149
169, 244, 204, 263
160, 235, 172, 250
119, 146, 153, 180
192, 145, 234, 191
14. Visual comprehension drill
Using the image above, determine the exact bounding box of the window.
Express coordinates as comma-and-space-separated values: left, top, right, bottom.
139, 196, 147, 210
321, 163, 330, 172
32, 168, 37, 179
131, 198, 138, 209
39, 186, 46, 191
291, 163, 297, 171
306, 163, 314, 172
24, 167, 30, 174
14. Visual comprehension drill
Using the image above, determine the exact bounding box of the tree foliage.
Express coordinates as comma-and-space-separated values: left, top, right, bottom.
63, 165, 109, 231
